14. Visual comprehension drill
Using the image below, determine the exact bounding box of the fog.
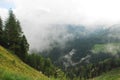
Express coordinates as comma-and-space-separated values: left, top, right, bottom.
1, 0, 120, 51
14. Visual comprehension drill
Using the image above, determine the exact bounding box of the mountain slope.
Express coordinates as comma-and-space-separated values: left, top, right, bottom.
91, 67, 120, 80
0, 46, 49, 80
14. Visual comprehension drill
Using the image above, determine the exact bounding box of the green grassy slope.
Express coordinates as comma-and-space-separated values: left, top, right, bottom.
0, 46, 49, 80
90, 43, 120, 80
91, 67, 120, 80
91, 43, 120, 55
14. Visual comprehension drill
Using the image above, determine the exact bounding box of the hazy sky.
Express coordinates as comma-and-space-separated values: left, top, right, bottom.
0, 0, 120, 51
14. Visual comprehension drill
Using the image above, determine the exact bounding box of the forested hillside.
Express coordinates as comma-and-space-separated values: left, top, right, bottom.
39, 25, 120, 79
0, 10, 66, 80
1, 9, 120, 80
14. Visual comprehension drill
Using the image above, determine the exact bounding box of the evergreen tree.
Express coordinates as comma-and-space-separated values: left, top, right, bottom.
4, 9, 18, 49
0, 17, 5, 46
20, 35, 29, 60
0, 17, 2, 34
4, 9, 29, 60
0, 17, 3, 44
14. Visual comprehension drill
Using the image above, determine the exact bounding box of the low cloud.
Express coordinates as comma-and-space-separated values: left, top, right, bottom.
1, 0, 120, 51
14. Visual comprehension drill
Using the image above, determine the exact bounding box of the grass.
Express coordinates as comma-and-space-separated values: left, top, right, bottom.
0, 46, 49, 80
91, 67, 120, 80
91, 43, 120, 55
0, 69, 32, 80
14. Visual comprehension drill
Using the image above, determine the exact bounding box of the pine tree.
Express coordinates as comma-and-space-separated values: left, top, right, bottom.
0, 17, 7, 47
20, 35, 29, 60
4, 9, 29, 60
0, 17, 3, 45
0, 17, 2, 34
4, 9, 18, 49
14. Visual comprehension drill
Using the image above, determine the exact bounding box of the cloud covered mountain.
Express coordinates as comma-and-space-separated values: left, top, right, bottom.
37, 24, 120, 69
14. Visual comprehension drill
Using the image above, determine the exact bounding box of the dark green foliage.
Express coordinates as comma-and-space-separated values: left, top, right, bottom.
3, 9, 29, 60
4, 10, 18, 48
0, 17, 2, 34
18, 35, 29, 61
64, 58, 120, 80
4, 10, 22, 49
26, 53, 55, 76
0, 17, 5, 46
25, 53, 66, 78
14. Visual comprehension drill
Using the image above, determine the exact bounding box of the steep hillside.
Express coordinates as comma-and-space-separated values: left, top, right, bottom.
91, 67, 120, 80
0, 46, 49, 80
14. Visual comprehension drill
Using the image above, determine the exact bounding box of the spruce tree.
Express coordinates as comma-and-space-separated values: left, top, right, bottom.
4, 9, 29, 60
0, 17, 3, 45
4, 9, 18, 49
20, 35, 29, 60
0, 17, 2, 34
